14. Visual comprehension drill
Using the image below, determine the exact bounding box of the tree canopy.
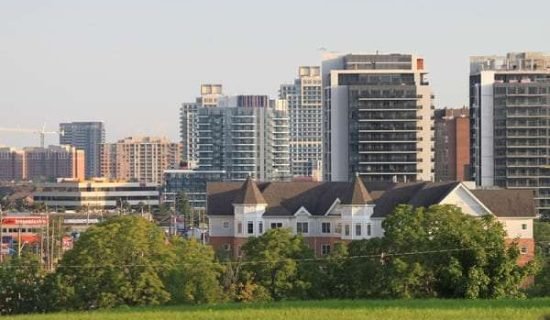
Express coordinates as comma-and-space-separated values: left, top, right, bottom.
337, 205, 537, 298
241, 228, 315, 300
49, 216, 174, 310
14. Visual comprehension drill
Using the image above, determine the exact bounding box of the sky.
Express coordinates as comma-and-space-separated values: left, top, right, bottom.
1, 0, 549, 147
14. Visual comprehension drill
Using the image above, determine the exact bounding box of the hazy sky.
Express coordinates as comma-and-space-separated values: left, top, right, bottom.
1, 0, 549, 147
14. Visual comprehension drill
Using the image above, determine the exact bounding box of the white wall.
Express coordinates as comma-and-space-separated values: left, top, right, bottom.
330, 85, 349, 182
498, 218, 533, 239
480, 71, 495, 186
209, 216, 234, 237
440, 185, 490, 217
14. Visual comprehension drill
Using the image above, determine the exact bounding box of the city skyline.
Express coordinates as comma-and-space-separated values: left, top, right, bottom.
1, 0, 549, 147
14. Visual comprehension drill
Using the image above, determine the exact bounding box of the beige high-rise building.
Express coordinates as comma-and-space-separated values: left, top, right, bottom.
279, 66, 323, 179
0, 147, 24, 181
23, 145, 85, 181
322, 53, 434, 182
100, 136, 181, 184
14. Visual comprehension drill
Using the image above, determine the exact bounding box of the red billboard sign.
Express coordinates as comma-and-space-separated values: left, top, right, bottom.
1, 216, 48, 226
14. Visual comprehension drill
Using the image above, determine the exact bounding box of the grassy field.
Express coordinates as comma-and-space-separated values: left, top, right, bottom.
5, 299, 550, 320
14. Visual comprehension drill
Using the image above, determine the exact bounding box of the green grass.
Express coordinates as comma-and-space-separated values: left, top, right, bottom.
5, 299, 550, 320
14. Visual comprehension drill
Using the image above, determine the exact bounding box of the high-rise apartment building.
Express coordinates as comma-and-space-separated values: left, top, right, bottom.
59, 121, 105, 178
23, 145, 85, 181
100, 136, 181, 184
470, 52, 550, 216
180, 84, 223, 168
322, 53, 434, 182
0, 147, 24, 181
434, 107, 470, 182
196, 95, 290, 181
279, 66, 323, 179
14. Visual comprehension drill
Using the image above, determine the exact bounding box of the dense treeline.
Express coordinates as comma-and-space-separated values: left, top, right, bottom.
0, 204, 544, 315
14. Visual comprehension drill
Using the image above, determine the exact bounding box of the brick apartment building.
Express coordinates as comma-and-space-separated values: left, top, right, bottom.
434, 107, 471, 181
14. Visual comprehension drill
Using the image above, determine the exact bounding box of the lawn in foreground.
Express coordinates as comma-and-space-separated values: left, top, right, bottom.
6, 299, 550, 320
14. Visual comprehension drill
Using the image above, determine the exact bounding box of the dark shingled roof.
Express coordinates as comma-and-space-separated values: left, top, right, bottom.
207, 179, 536, 218
341, 176, 373, 205
233, 177, 266, 205
471, 189, 536, 217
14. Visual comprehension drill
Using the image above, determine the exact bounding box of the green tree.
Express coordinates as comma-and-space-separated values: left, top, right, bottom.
165, 238, 223, 304
241, 228, 314, 300
49, 216, 174, 310
343, 204, 537, 299
0, 253, 46, 315
312, 242, 349, 299
176, 192, 193, 228
529, 221, 550, 296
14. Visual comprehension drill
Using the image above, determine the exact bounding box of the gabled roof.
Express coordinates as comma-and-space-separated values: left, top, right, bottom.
471, 189, 536, 217
207, 180, 536, 219
233, 177, 266, 205
341, 176, 373, 205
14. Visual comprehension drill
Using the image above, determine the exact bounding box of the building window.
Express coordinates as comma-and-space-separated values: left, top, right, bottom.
223, 243, 231, 251
335, 223, 342, 234
344, 224, 350, 236
223, 221, 229, 229
271, 222, 283, 229
367, 224, 371, 236
259, 222, 263, 234
297, 222, 309, 234
355, 224, 361, 236
237, 222, 242, 234
247, 221, 254, 234
520, 246, 528, 255
521, 224, 527, 230
321, 222, 331, 233
321, 244, 331, 255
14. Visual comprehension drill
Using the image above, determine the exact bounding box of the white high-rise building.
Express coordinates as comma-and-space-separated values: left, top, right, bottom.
470, 52, 550, 216
322, 53, 434, 182
197, 95, 290, 181
180, 84, 224, 169
279, 66, 323, 180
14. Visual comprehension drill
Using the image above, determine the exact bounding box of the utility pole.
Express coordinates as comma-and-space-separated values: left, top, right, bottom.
17, 222, 21, 256
0, 204, 3, 263
45, 214, 50, 270
50, 215, 55, 271
40, 215, 45, 265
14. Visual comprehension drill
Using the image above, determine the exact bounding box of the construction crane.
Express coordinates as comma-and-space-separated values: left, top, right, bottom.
0, 124, 64, 148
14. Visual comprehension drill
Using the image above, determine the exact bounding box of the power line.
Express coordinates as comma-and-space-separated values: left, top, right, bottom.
0, 246, 502, 270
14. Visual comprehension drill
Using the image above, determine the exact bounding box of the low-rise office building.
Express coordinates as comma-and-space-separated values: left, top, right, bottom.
163, 169, 227, 212
33, 178, 160, 210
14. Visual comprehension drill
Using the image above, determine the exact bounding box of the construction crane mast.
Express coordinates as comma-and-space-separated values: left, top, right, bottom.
0, 124, 64, 148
